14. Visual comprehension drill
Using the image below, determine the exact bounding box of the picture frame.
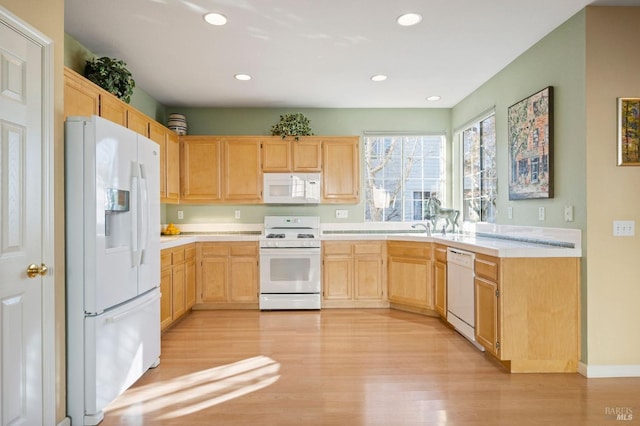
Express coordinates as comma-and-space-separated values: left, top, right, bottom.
617, 98, 640, 166
508, 86, 554, 200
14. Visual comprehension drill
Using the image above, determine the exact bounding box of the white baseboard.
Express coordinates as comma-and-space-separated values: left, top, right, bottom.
579, 362, 640, 378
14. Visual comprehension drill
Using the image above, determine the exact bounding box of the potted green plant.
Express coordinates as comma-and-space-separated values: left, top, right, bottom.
270, 113, 314, 140
84, 56, 136, 103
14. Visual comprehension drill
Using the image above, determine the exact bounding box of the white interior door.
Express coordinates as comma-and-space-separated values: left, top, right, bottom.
0, 10, 54, 426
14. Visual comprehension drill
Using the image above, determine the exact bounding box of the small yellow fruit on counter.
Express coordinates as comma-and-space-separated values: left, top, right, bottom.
162, 223, 180, 235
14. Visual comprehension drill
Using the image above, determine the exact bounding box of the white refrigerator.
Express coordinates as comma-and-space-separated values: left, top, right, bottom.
65, 115, 161, 425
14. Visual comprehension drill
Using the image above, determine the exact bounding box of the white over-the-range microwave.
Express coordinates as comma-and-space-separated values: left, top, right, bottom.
263, 172, 321, 204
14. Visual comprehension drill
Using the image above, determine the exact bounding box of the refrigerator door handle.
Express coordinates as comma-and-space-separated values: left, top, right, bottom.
131, 161, 141, 267
105, 292, 161, 323
139, 162, 149, 264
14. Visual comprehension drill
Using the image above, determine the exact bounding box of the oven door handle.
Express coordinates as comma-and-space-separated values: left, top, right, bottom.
260, 247, 321, 255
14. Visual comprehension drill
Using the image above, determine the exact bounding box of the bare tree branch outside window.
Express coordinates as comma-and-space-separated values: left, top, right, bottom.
365, 135, 445, 222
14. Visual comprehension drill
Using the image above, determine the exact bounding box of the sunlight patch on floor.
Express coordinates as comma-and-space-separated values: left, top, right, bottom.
105, 355, 280, 420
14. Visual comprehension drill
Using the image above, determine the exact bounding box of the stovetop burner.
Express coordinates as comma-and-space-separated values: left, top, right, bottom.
297, 233, 315, 239
266, 233, 286, 239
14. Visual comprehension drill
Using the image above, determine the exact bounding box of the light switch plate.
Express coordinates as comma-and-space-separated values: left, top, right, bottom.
613, 220, 635, 237
564, 205, 574, 222
235, 210, 241, 219
507, 206, 513, 219
177, 210, 184, 220
538, 207, 545, 221
336, 209, 348, 219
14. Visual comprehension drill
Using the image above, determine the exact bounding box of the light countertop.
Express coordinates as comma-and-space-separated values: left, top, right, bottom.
160, 229, 581, 258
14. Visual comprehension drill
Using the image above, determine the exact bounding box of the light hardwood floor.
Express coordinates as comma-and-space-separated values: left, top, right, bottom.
101, 309, 639, 425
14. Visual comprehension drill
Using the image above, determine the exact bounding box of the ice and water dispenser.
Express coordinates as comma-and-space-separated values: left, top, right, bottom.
104, 188, 130, 248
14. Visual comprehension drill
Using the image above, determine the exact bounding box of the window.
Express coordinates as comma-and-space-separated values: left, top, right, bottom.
461, 114, 496, 223
364, 135, 445, 222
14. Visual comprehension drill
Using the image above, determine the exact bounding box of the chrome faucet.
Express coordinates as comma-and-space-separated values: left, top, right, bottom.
411, 222, 431, 236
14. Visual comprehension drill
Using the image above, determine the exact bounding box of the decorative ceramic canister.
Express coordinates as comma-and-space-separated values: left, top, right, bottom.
167, 113, 187, 135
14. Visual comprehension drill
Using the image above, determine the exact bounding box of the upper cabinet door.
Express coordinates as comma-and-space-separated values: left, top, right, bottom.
150, 122, 180, 204
181, 136, 222, 202
223, 137, 262, 203
262, 137, 291, 172
126, 108, 150, 137
292, 137, 322, 171
165, 131, 180, 203
100, 95, 127, 127
64, 67, 99, 119
322, 137, 360, 203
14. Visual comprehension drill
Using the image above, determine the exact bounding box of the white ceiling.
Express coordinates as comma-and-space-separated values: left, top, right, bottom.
64, 0, 640, 108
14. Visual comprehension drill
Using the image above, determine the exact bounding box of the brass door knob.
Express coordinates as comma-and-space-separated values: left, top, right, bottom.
26, 263, 48, 278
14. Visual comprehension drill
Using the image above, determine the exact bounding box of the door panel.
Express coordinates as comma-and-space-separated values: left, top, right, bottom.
0, 18, 44, 426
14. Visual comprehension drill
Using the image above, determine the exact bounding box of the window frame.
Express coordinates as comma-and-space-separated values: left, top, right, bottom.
456, 110, 497, 223
363, 133, 446, 222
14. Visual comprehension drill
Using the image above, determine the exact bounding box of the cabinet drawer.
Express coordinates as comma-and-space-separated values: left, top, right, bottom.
475, 254, 499, 282
434, 245, 447, 262
229, 243, 258, 257
323, 242, 352, 255
353, 241, 383, 255
387, 241, 431, 259
201, 244, 229, 257
172, 248, 185, 264
161, 251, 172, 269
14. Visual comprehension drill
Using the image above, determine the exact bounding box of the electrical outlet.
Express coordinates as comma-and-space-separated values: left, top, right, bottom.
335, 209, 348, 219
564, 205, 574, 222
538, 207, 545, 221
235, 210, 241, 219
507, 206, 513, 219
613, 220, 635, 237
177, 210, 184, 220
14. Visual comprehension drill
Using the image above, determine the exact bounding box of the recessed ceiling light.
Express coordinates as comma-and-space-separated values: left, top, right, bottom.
371, 74, 387, 82
426, 95, 441, 101
204, 12, 227, 26
396, 13, 422, 27
234, 73, 251, 81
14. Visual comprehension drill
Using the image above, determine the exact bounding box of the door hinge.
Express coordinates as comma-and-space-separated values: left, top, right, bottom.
496, 341, 500, 350
495, 289, 500, 298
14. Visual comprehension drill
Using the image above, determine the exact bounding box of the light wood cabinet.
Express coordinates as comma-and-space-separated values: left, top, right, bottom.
322, 241, 387, 308
387, 241, 434, 314
223, 137, 262, 202
99, 93, 127, 126
64, 67, 100, 119
474, 253, 580, 373
160, 244, 196, 331
433, 244, 447, 318
475, 260, 499, 357
180, 136, 222, 202
150, 121, 180, 203
262, 136, 322, 172
126, 108, 150, 137
64, 67, 181, 202
197, 242, 259, 308
180, 136, 262, 203
160, 252, 173, 330
322, 137, 359, 203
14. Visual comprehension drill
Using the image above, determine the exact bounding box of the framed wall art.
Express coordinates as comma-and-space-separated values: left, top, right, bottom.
617, 97, 640, 166
508, 86, 554, 200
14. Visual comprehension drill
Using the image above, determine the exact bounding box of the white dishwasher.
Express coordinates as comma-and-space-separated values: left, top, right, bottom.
447, 248, 485, 351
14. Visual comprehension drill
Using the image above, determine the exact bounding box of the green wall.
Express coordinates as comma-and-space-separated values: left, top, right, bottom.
164, 108, 452, 224
64, 33, 167, 122
452, 10, 586, 230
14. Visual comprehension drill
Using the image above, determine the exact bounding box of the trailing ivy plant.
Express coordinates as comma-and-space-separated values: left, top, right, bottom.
270, 113, 314, 140
84, 56, 136, 103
